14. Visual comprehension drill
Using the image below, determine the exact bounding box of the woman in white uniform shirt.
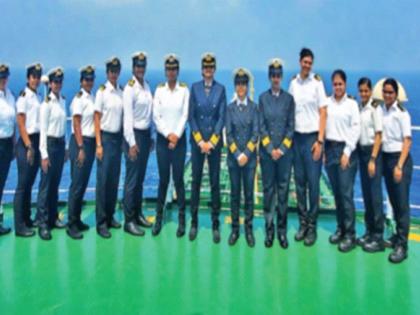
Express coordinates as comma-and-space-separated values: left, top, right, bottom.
356, 78, 385, 252
381, 78, 413, 264
36, 67, 67, 241
14, 63, 43, 237
325, 69, 361, 252
0, 64, 15, 236
66, 65, 96, 240
152, 54, 189, 236
94, 57, 124, 239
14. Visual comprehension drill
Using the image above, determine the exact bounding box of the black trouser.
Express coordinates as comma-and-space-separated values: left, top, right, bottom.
14, 134, 40, 230
293, 132, 322, 229
0, 137, 13, 213
122, 129, 151, 223
37, 137, 65, 229
190, 141, 221, 227
325, 141, 358, 239
155, 133, 186, 219
358, 145, 384, 241
228, 164, 255, 233
260, 149, 293, 235
383, 152, 413, 249
95, 131, 122, 228
67, 135, 95, 229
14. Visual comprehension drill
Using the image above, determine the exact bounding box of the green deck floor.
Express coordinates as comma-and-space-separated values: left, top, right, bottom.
1, 205, 420, 315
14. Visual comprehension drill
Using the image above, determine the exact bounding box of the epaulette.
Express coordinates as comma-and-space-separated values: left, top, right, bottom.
20, 90, 26, 97
371, 99, 380, 108
128, 79, 135, 87
292, 74, 298, 80
119, 85, 124, 90
347, 94, 355, 100
314, 74, 322, 81
179, 82, 188, 87
99, 84, 106, 91
45, 96, 51, 102
76, 91, 83, 98
397, 103, 406, 112
157, 82, 165, 88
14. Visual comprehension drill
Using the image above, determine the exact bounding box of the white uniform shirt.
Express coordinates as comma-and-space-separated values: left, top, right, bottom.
70, 88, 95, 138
94, 81, 123, 133
326, 94, 361, 157
359, 99, 383, 146
0, 88, 16, 138
382, 101, 412, 153
16, 86, 41, 135
39, 92, 67, 159
153, 81, 189, 138
123, 76, 153, 147
288, 73, 328, 133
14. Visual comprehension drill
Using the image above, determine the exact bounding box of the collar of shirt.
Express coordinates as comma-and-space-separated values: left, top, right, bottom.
0, 89, 6, 98
331, 93, 348, 105
165, 81, 180, 91
106, 80, 121, 93
270, 88, 281, 97
297, 72, 314, 83
48, 91, 63, 103
236, 97, 248, 107
203, 80, 213, 88
360, 98, 373, 111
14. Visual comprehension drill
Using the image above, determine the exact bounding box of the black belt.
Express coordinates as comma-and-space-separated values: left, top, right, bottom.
47, 136, 65, 144
325, 140, 345, 147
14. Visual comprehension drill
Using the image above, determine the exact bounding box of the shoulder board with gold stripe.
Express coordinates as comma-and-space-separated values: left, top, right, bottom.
179, 82, 188, 87
157, 82, 165, 88
20, 90, 26, 97
76, 91, 83, 98
45, 96, 51, 103
99, 84, 106, 91
397, 103, 406, 112
347, 95, 355, 100
128, 79, 135, 87
314, 74, 322, 81
371, 99, 380, 108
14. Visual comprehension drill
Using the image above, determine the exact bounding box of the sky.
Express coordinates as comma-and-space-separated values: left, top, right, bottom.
1, 0, 420, 72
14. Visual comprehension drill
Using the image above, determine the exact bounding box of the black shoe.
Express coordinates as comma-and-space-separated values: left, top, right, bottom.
246, 231, 255, 248
109, 217, 121, 229
53, 219, 66, 229
76, 220, 90, 232
363, 239, 385, 253
264, 227, 274, 248
137, 214, 152, 228
124, 222, 145, 237
295, 225, 307, 242
356, 233, 371, 247
39, 227, 52, 240
384, 234, 398, 249
228, 231, 239, 246
388, 246, 408, 264
329, 230, 343, 245
0, 225, 11, 236
338, 238, 356, 253
189, 225, 198, 241
66, 227, 83, 240
176, 223, 185, 238
278, 234, 289, 249
152, 220, 162, 236
97, 226, 112, 239
304, 228, 317, 247
15, 226, 35, 237
213, 228, 221, 244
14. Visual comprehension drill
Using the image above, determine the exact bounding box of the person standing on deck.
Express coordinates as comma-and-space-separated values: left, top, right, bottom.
259, 59, 295, 249
0, 64, 15, 236
94, 57, 124, 239
288, 48, 327, 246
381, 78, 413, 264
226, 68, 259, 248
66, 65, 97, 240
122, 51, 154, 237
325, 70, 360, 253
152, 54, 189, 237
188, 52, 226, 243
356, 78, 385, 252
37, 67, 67, 240
13, 63, 43, 237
